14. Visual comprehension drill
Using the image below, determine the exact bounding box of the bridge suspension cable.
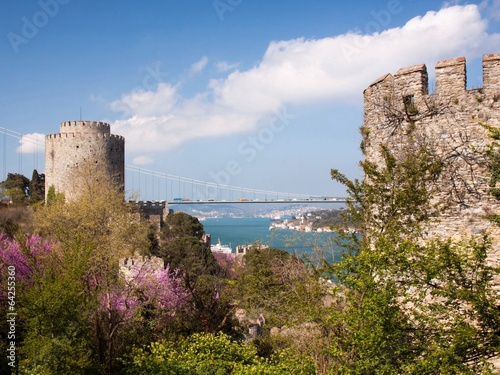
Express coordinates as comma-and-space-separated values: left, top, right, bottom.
125, 165, 314, 202
0, 127, 44, 178
0, 126, 336, 202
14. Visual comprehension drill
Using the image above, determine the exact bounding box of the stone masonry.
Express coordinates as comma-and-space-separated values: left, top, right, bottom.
45, 121, 125, 202
129, 200, 168, 229
362, 53, 500, 274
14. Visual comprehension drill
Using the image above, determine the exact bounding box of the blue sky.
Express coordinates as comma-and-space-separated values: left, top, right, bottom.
1, 0, 500, 200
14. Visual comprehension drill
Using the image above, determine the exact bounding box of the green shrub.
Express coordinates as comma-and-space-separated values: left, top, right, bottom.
122, 332, 315, 375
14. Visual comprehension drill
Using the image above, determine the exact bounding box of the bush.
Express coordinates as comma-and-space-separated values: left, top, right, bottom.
122, 332, 315, 375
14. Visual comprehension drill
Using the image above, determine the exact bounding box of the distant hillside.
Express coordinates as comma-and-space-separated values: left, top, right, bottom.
170, 203, 345, 219
308, 209, 345, 229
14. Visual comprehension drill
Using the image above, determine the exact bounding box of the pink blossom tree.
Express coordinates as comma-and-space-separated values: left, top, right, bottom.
0, 232, 191, 373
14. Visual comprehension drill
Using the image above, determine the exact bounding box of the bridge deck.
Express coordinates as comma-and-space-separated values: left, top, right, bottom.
168, 199, 347, 204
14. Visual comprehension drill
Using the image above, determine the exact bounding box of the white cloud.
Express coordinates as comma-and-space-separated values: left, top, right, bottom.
111, 4, 500, 154
110, 83, 178, 117
17, 133, 45, 154
132, 155, 154, 166
210, 5, 497, 113
190, 56, 208, 74
113, 105, 259, 152
216, 60, 239, 72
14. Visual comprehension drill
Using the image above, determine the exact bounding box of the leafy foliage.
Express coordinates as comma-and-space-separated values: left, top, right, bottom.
0, 173, 30, 204
162, 211, 205, 240
28, 169, 45, 204
0, 206, 31, 238
327, 145, 500, 374
122, 332, 315, 375
481, 123, 500, 219
0, 233, 97, 374
0, 230, 191, 374
0, 170, 45, 206
160, 236, 219, 281
33, 165, 150, 261
0, 162, 189, 374
228, 247, 326, 328
45, 185, 65, 206
2, 114, 499, 374
159, 234, 232, 334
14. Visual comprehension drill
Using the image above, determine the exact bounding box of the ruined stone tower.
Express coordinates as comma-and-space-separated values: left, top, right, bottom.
45, 120, 125, 202
362, 53, 500, 269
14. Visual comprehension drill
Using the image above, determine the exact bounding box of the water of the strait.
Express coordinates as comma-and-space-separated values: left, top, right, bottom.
202, 217, 342, 263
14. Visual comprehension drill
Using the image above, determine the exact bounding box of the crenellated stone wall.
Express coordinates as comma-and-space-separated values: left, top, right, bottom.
362, 53, 500, 278
129, 200, 168, 229
45, 121, 125, 202
59, 120, 111, 134
119, 255, 164, 282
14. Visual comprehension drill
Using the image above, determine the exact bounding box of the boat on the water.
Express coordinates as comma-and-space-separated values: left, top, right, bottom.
211, 239, 232, 254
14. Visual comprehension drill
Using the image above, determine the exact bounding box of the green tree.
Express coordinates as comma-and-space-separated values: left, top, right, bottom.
122, 332, 315, 375
162, 211, 205, 240
229, 247, 326, 327
30, 162, 152, 374
224, 246, 331, 372
327, 144, 500, 374
45, 185, 65, 206
0, 171, 45, 206
158, 212, 236, 334
160, 235, 231, 333
33, 164, 149, 260
28, 169, 45, 204
16, 238, 97, 374
0, 173, 30, 206
161, 237, 219, 280
0, 173, 29, 193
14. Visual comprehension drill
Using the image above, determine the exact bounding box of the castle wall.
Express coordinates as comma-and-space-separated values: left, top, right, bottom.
119, 255, 164, 282
129, 201, 168, 229
363, 53, 500, 276
59, 120, 111, 134
45, 121, 125, 202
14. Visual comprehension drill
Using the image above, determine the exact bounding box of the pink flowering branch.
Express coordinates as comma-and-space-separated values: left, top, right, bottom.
99, 261, 189, 325
0, 233, 58, 300
0, 233, 56, 279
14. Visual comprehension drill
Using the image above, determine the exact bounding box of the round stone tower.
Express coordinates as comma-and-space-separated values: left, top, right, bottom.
45, 120, 125, 202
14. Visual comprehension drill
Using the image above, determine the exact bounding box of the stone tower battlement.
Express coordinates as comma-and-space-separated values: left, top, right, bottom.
364, 54, 500, 135
59, 120, 111, 134
362, 52, 500, 278
129, 201, 168, 229
365, 53, 500, 105
45, 120, 125, 202
45, 132, 124, 141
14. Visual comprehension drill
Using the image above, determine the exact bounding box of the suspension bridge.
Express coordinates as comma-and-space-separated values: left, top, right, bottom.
0, 126, 347, 204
